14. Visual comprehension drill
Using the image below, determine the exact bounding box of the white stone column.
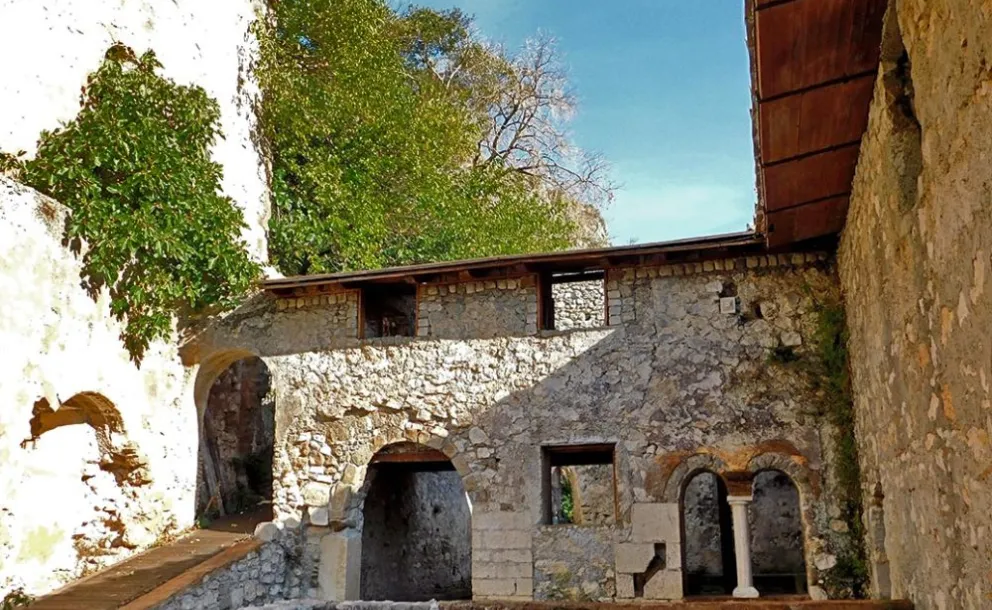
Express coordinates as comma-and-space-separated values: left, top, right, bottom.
728, 495, 759, 598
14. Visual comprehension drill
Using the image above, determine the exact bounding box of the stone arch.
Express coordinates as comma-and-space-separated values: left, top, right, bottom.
357, 441, 473, 601
194, 348, 276, 523
746, 453, 816, 595
661, 452, 730, 503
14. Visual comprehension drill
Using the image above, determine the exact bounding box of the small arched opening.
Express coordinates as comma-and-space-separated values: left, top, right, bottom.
360, 442, 472, 601
196, 355, 275, 528
680, 470, 735, 596
749, 469, 807, 594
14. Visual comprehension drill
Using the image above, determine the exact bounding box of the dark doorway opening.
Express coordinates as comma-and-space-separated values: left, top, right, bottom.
197, 356, 274, 528
681, 470, 736, 596
749, 470, 807, 594
360, 443, 471, 601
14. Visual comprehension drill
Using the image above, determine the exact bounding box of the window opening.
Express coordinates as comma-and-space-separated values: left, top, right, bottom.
362, 283, 417, 338
542, 444, 616, 525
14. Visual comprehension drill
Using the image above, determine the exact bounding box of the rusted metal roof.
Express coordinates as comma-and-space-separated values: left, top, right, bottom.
747, 0, 887, 246
262, 231, 787, 292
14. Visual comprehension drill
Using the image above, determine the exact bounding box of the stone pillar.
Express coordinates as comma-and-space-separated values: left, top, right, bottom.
318, 529, 362, 601
727, 495, 759, 598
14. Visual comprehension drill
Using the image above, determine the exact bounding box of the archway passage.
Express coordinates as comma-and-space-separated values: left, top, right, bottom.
681, 471, 735, 596
360, 443, 471, 601
197, 356, 274, 526
749, 470, 807, 594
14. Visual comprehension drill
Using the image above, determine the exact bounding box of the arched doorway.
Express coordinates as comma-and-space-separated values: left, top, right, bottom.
360, 442, 471, 601
681, 470, 735, 596
196, 356, 274, 527
749, 469, 807, 594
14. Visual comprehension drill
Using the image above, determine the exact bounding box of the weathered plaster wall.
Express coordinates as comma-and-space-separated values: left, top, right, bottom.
0, 179, 198, 597
838, 2, 992, 608
0, 0, 270, 262
197, 251, 856, 601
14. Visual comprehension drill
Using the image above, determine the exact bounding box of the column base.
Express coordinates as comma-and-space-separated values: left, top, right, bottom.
733, 586, 760, 598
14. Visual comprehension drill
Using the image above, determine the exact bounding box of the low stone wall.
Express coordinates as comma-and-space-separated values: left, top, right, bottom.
152, 541, 289, 610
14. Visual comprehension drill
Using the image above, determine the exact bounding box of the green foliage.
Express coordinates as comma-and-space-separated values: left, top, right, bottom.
811, 300, 869, 597
1, 589, 33, 610
560, 471, 575, 524
766, 291, 868, 596
255, 0, 577, 275
14, 46, 260, 360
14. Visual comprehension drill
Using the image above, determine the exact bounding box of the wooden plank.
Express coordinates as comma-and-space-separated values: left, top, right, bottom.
759, 74, 874, 164
763, 144, 860, 212
756, 0, 886, 99
766, 195, 850, 246
370, 448, 450, 464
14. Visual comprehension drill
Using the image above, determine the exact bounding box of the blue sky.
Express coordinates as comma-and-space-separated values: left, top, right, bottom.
411, 0, 756, 245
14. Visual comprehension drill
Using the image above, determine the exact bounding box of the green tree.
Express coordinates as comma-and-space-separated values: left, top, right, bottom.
255, 0, 580, 276
15, 46, 260, 361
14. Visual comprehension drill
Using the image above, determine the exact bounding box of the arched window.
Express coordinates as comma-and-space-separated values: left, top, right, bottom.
681, 470, 735, 596
749, 469, 807, 594
360, 442, 471, 601
197, 356, 275, 525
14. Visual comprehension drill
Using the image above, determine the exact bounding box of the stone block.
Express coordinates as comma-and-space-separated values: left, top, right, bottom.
631, 503, 680, 543
302, 481, 331, 507
318, 529, 361, 601
615, 574, 635, 599
473, 578, 517, 597
642, 569, 682, 600
665, 542, 682, 570
615, 542, 656, 574
253, 521, 281, 543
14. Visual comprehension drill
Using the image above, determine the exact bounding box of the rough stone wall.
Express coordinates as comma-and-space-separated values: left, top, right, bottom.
153, 541, 289, 610
682, 472, 725, 580
551, 281, 606, 331
749, 470, 805, 581
199, 251, 857, 601
360, 467, 471, 601
0, 179, 198, 597
838, 2, 992, 608
417, 277, 538, 338
565, 464, 614, 525
200, 357, 275, 517
0, 0, 270, 262
533, 526, 615, 601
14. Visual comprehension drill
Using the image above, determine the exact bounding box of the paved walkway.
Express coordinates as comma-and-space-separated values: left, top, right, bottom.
29, 514, 261, 610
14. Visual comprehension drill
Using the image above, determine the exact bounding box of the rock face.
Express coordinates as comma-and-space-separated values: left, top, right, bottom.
0, 0, 270, 262
838, 2, 992, 609
196, 250, 856, 601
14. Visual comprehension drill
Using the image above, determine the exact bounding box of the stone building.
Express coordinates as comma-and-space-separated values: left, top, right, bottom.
3, 0, 992, 609
187, 236, 852, 602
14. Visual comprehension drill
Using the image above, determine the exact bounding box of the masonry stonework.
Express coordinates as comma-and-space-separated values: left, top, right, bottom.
193, 250, 856, 602
838, 1, 992, 608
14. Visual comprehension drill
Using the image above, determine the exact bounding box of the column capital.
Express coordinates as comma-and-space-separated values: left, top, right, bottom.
726, 495, 753, 506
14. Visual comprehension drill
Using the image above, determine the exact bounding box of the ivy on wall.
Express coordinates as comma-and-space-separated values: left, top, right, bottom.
7, 45, 260, 361
770, 292, 869, 597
